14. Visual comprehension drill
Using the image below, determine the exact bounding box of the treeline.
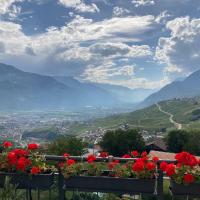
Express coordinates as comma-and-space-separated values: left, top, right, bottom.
44, 129, 200, 157
167, 129, 200, 155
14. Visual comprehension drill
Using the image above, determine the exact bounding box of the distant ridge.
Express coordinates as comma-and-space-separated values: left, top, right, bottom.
142, 69, 200, 107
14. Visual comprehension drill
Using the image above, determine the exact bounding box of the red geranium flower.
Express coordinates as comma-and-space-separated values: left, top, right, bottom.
99, 152, 108, 158
7, 151, 17, 165
131, 151, 139, 157
165, 163, 175, 177
67, 159, 76, 166
122, 154, 131, 158
13, 149, 29, 157
63, 153, 70, 158
28, 143, 39, 150
132, 160, 145, 172
31, 166, 41, 175
16, 157, 29, 171
3, 141, 13, 148
87, 154, 96, 163
160, 162, 167, 172
152, 156, 159, 162
146, 162, 156, 171
184, 173, 195, 184
141, 151, 147, 157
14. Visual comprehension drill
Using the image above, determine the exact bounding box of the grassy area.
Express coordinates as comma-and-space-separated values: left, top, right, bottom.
69, 97, 200, 135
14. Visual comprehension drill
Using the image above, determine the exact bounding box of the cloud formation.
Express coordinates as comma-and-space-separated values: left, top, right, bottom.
156, 16, 200, 74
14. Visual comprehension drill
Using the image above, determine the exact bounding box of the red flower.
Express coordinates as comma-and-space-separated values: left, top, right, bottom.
58, 162, 64, 168
131, 151, 139, 157
184, 173, 195, 184
31, 166, 41, 175
152, 156, 159, 162
165, 163, 175, 177
13, 149, 29, 157
87, 154, 96, 163
28, 143, 39, 150
67, 159, 76, 166
175, 152, 198, 167
122, 154, 131, 158
146, 162, 156, 171
141, 151, 147, 157
3, 141, 13, 148
132, 160, 145, 172
99, 152, 108, 158
7, 151, 17, 165
108, 162, 118, 170
16, 157, 28, 171
160, 162, 167, 172
63, 153, 70, 158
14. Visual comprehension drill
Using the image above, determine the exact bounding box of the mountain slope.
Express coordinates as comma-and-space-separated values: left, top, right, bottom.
68, 97, 200, 135
142, 70, 200, 106
0, 63, 120, 110
54, 76, 117, 106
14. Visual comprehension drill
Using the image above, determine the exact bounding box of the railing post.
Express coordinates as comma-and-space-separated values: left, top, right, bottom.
157, 169, 164, 200
58, 170, 66, 200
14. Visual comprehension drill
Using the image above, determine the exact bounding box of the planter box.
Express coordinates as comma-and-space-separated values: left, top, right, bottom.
64, 176, 155, 194
170, 179, 200, 196
0, 172, 54, 190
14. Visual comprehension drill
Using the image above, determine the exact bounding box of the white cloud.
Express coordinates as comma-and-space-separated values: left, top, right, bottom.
132, 0, 155, 7
0, 14, 156, 88
112, 6, 130, 17
156, 16, 200, 74
59, 0, 99, 13
155, 11, 172, 24
82, 61, 169, 89
0, 0, 22, 15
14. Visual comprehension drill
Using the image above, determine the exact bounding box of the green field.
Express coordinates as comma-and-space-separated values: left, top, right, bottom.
69, 97, 200, 135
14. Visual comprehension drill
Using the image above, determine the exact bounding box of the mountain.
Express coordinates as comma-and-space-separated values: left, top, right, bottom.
93, 83, 155, 103
54, 77, 154, 104
0, 63, 117, 111
142, 69, 200, 107
53, 76, 117, 106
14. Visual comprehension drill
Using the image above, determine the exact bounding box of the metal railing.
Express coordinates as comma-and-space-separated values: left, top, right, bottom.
44, 155, 165, 200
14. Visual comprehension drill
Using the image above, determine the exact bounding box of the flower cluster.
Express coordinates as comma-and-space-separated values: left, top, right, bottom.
160, 151, 200, 185
60, 151, 158, 179
0, 141, 53, 175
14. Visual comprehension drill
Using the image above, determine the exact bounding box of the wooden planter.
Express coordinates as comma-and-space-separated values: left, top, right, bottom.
170, 179, 200, 196
0, 172, 54, 190
64, 176, 156, 194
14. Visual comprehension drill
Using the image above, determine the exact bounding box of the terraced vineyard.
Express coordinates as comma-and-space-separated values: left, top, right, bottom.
70, 97, 200, 135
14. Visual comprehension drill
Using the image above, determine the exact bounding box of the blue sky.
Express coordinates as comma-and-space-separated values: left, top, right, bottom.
0, 0, 200, 89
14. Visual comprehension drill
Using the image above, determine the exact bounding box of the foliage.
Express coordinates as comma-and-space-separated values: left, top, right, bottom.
0, 141, 54, 174
100, 129, 145, 156
46, 136, 87, 156
167, 129, 200, 155
60, 151, 157, 179
166, 130, 189, 153
0, 177, 25, 200
160, 151, 200, 185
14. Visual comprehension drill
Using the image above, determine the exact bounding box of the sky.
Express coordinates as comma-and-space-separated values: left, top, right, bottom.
0, 0, 200, 89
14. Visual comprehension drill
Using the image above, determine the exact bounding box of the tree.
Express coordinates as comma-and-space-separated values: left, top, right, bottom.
46, 136, 87, 156
166, 130, 189, 153
183, 130, 200, 155
100, 129, 145, 156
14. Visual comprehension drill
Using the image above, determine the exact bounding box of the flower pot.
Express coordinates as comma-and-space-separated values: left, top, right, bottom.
64, 176, 156, 194
0, 172, 54, 190
170, 179, 200, 196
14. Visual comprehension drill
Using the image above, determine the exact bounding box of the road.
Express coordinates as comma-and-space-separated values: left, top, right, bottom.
156, 103, 182, 130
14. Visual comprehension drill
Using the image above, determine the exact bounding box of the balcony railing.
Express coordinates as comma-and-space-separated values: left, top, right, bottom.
0, 155, 194, 200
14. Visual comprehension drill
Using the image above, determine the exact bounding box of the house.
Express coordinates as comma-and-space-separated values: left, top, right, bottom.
145, 138, 167, 153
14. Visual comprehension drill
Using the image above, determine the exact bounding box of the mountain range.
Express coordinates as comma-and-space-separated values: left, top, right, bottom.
142, 69, 200, 107
0, 63, 153, 111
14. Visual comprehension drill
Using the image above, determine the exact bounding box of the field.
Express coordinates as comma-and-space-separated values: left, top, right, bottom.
69, 97, 200, 135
